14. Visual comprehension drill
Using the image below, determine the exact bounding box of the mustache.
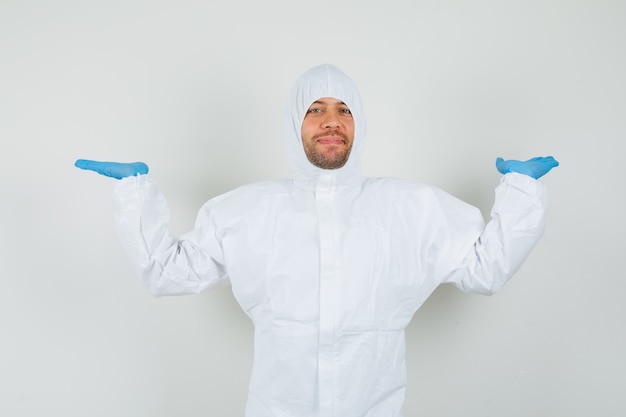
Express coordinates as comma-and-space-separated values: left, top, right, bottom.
311, 132, 349, 142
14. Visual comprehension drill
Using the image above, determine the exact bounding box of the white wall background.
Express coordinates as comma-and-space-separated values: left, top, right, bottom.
1, 0, 624, 416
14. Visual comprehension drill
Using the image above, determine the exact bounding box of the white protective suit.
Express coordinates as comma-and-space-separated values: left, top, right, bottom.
113, 64, 548, 417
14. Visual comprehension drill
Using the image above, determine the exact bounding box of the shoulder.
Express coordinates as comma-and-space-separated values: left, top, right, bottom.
361, 176, 476, 215
192, 179, 292, 228
201, 179, 291, 211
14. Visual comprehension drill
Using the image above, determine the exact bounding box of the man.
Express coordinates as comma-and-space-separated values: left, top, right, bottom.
76, 64, 558, 417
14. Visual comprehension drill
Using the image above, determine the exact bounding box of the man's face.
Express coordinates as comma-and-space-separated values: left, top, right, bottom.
301, 97, 355, 170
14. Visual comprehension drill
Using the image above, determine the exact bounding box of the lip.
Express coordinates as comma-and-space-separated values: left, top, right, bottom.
316, 136, 346, 145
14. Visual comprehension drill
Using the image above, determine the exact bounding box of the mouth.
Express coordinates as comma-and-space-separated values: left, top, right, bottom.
318, 138, 345, 145
313, 134, 347, 145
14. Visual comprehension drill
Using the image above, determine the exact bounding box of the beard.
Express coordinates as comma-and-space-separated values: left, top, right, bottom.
303, 132, 353, 170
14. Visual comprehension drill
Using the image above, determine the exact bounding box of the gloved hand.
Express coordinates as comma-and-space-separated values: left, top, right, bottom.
495, 156, 559, 179
75, 159, 149, 179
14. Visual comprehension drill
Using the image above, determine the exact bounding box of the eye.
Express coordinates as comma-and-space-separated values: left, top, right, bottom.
340, 107, 352, 115
308, 107, 322, 114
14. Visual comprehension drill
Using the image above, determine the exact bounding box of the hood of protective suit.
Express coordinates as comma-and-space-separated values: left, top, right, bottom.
282, 64, 367, 182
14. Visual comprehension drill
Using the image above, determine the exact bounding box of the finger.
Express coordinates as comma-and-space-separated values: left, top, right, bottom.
75, 159, 102, 172
495, 157, 509, 174
545, 156, 559, 167
535, 156, 558, 168
548, 159, 559, 168
130, 162, 149, 175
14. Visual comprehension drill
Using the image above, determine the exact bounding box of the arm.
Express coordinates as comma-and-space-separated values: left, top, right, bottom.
438, 156, 558, 294
75, 159, 229, 296
113, 176, 229, 296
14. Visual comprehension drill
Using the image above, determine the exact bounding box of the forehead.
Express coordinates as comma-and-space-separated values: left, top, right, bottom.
308, 97, 349, 107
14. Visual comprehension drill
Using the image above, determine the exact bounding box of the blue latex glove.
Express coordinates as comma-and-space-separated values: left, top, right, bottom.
75, 159, 149, 179
496, 156, 559, 179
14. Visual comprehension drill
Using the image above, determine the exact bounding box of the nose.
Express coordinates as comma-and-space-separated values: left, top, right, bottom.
322, 113, 340, 129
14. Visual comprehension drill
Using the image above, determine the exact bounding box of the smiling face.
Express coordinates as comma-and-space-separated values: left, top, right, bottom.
300, 97, 355, 170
